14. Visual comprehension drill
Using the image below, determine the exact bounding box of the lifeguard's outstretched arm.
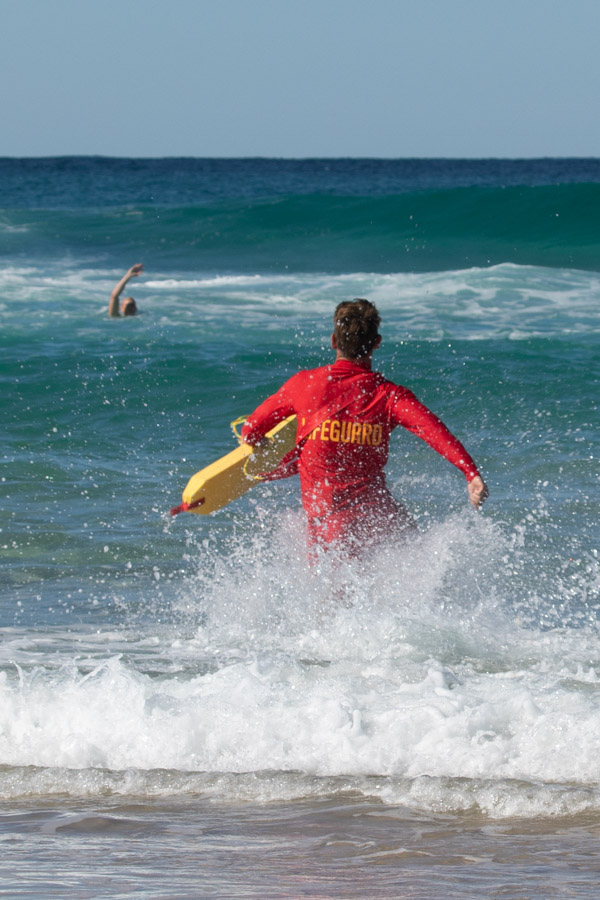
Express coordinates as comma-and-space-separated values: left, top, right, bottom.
392, 388, 489, 509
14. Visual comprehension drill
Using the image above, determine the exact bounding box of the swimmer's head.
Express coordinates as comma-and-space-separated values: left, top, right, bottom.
121, 297, 137, 316
333, 298, 381, 359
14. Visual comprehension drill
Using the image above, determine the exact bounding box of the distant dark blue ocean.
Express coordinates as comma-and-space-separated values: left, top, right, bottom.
1, 158, 599, 898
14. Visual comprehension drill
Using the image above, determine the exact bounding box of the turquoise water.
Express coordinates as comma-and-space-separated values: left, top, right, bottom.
2, 157, 600, 273
1, 158, 600, 898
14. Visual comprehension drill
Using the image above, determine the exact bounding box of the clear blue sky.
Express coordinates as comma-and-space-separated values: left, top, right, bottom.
3, 0, 600, 158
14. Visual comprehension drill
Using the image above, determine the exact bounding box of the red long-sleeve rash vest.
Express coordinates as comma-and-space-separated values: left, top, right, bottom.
242, 359, 480, 543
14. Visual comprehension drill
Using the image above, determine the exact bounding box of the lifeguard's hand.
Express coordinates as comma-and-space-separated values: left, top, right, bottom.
467, 475, 489, 509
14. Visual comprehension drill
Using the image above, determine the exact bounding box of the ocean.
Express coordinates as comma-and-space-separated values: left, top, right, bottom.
1, 157, 599, 898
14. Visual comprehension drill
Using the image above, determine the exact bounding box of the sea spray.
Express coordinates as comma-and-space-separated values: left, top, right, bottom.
2, 503, 599, 818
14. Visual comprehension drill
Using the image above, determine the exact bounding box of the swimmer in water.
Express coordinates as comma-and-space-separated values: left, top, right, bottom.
108, 263, 144, 317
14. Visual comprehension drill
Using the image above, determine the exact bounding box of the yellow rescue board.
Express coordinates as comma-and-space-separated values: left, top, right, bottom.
178, 416, 297, 515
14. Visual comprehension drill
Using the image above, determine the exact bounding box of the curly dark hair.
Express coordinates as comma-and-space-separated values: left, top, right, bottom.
333, 298, 381, 359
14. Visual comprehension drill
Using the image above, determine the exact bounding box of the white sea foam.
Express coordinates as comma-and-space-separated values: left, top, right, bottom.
1, 513, 599, 817
2, 263, 597, 339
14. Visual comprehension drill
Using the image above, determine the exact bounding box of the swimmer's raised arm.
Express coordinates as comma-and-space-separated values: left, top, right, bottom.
108, 263, 144, 317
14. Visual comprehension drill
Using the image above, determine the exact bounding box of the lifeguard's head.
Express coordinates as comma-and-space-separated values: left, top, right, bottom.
332, 299, 381, 360
121, 297, 137, 316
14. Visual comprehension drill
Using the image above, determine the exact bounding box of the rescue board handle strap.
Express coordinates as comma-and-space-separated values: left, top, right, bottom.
230, 415, 266, 482
230, 415, 268, 482
230, 415, 248, 445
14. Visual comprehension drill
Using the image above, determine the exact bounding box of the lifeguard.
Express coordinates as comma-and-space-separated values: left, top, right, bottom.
242, 299, 488, 551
